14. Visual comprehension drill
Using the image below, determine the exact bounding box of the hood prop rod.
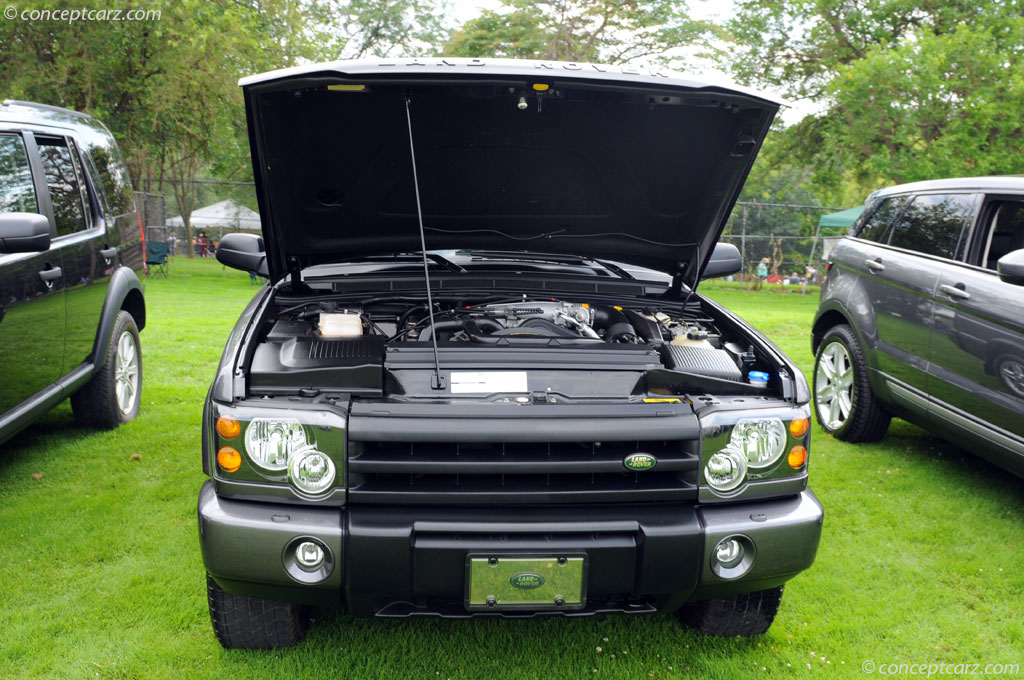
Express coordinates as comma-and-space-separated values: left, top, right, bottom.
404, 95, 445, 390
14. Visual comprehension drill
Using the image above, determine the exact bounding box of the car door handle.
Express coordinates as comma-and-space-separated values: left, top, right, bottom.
38, 266, 62, 289
939, 283, 970, 300
99, 246, 118, 262
865, 259, 885, 272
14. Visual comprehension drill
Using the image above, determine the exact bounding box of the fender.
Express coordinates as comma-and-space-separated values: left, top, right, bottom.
811, 298, 894, 403
89, 266, 146, 367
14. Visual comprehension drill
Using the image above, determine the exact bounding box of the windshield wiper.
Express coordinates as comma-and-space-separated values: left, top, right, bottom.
460, 250, 630, 279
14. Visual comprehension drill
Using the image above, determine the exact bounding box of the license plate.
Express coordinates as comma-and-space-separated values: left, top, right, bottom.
466, 554, 587, 610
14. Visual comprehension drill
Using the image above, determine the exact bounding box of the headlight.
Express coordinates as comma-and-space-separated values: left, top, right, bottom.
731, 418, 787, 469
704, 446, 747, 492
289, 446, 337, 495
244, 417, 307, 471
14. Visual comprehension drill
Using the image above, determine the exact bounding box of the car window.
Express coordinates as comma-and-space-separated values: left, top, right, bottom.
888, 193, 973, 260
980, 200, 1024, 269
854, 195, 907, 242
0, 134, 39, 214
36, 135, 90, 236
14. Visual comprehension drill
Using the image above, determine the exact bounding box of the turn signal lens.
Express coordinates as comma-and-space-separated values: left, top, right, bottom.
217, 446, 242, 473
788, 445, 808, 469
789, 417, 809, 438
216, 414, 241, 440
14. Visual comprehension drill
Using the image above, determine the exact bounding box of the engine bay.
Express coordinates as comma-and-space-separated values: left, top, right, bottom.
247, 293, 774, 399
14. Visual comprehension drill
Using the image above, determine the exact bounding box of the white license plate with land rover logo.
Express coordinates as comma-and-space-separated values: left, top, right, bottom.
466, 555, 587, 609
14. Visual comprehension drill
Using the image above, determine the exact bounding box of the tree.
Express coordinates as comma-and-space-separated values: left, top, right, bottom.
0, 0, 339, 256
335, 0, 451, 57
445, 0, 717, 66
723, 1, 1024, 195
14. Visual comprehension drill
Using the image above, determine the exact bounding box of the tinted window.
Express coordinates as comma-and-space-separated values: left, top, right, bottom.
37, 136, 88, 236
980, 201, 1024, 269
889, 193, 973, 260
0, 134, 39, 214
855, 195, 907, 242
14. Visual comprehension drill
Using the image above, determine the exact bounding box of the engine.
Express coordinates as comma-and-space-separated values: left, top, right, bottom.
246, 294, 763, 397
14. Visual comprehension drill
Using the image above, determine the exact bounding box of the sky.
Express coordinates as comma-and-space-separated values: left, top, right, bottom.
445, 0, 822, 123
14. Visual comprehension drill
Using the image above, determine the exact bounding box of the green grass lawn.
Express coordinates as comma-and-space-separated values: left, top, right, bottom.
1, 258, 1021, 679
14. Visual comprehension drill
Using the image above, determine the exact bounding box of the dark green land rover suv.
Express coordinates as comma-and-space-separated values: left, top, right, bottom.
198, 58, 823, 649
0, 100, 145, 446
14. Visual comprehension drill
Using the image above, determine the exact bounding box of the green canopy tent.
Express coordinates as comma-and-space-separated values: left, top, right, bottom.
817, 205, 864, 229
810, 205, 864, 265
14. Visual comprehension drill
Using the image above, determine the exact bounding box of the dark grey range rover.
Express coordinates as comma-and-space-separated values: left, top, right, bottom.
813, 177, 1024, 475
198, 59, 822, 648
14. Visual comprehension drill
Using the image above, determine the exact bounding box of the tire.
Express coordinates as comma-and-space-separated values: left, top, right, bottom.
993, 353, 1024, 399
206, 574, 309, 649
71, 310, 142, 429
812, 324, 890, 442
679, 586, 784, 637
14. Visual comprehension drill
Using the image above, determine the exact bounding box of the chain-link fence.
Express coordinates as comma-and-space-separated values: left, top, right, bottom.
134, 182, 855, 276
722, 202, 851, 285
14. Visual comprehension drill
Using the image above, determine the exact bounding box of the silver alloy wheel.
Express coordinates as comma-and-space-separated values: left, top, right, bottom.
114, 330, 139, 415
815, 341, 854, 431
998, 357, 1024, 398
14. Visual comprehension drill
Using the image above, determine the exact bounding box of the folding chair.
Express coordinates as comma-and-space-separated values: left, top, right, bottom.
146, 241, 169, 277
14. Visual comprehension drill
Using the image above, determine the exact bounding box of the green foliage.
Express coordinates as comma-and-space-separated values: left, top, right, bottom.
726, 0, 1024, 198
336, 0, 451, 57
444, 0, 717, 65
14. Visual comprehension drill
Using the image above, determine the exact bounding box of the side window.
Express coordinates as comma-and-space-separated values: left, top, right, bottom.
36, 135, 89, 236
979, 200, 1024, 270
0, 134, 39, 214
889, 193, 973, 260
855, 195, 907, 242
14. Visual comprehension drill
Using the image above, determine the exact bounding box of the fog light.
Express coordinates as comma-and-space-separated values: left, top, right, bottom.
710, 534, 755, 580
289, 446, 336, 495
714, 537, 744, 568
705, 446, 747, 492
295, 541, 325, 569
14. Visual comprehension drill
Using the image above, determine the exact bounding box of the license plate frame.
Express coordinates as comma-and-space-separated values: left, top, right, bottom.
465, 554, 587, 610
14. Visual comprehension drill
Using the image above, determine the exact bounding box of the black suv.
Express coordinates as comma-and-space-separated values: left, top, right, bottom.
0, 100, 145, 445
813, 177, 1024, 475
198, 59, 822, 649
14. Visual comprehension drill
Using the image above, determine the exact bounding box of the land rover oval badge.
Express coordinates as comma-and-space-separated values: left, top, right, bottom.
509, 572, 545, 590
624, 452, 657, 471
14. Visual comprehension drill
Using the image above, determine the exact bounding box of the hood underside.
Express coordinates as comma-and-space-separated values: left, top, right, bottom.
241, 59, 779, 282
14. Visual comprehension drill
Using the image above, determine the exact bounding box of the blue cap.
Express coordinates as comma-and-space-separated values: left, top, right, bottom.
748, 371, 769, 383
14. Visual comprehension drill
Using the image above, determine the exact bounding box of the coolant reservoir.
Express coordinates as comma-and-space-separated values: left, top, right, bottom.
319, 312, 362, 338
670, 326, 712, 349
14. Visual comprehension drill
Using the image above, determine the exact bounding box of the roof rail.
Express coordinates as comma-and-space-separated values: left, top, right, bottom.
1, 99, 92, 120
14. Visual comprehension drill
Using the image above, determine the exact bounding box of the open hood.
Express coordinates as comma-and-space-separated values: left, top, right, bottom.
240, 58, 780, 283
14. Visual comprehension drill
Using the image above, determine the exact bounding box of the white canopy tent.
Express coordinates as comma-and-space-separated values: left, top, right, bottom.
167, 199, 261, 231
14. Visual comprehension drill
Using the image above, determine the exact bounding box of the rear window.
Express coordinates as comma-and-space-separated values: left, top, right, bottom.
888, 193, 973, 260
36, 135, 90, 236
855, 195, 907, 242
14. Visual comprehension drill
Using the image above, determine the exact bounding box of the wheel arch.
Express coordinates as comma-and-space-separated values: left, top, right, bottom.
811, 305, 851, 354
90, 266, 145, 367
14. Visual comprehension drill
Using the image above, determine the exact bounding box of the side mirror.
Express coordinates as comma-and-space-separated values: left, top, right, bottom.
997, 248, 1024, 286
0, 212, 51, 253
701, 242, 742, 280
216, 232, 268, 277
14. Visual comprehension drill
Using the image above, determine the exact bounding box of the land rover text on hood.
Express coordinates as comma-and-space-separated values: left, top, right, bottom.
196, 58, 822, 649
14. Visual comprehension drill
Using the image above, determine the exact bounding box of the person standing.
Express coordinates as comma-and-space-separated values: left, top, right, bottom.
756, 257, 769, 282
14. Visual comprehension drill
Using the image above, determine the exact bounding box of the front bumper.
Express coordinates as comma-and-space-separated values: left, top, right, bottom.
197, 480, 822, 615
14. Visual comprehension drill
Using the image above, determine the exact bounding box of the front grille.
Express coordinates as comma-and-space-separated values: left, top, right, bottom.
347, 439, 699, 504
